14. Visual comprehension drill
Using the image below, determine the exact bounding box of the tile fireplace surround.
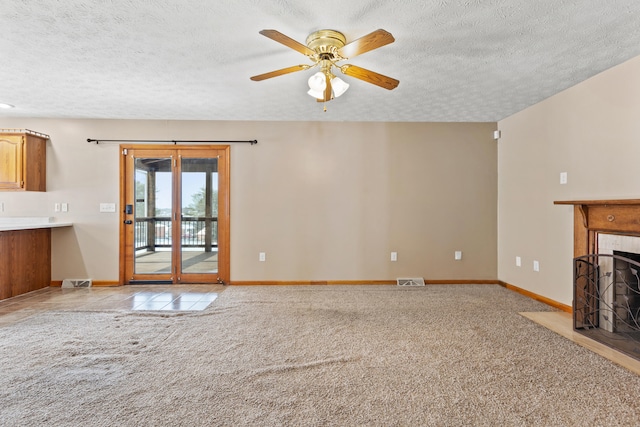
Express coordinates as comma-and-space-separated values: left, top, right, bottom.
555, 199, 640, 360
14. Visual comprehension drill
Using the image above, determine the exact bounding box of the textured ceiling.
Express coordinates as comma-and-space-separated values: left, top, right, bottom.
1, 0, 640, 122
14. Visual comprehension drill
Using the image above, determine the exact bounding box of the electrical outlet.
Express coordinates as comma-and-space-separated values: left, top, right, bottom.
259, 252, 266, 262
516, 256, 522, 267
560, 172, 568, 185
0, 202, 4, 212
61, 203, 68, 212
454, 251, 462, 260
533, 260, 540, 272
390, 252, 398, 262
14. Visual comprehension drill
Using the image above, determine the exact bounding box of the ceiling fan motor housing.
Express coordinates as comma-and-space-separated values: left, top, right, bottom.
306, 30, 346, 60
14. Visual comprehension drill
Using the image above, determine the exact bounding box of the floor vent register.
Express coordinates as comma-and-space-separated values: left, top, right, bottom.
396, 278, 425, 287
61, 279, 93, 288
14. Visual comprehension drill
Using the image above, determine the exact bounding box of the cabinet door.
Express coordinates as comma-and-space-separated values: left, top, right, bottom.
0, 229, 51, 300
0, 232, 11, 300
23, 134, 47, 191
0, 135, 24, 190
10, 229, 51, 296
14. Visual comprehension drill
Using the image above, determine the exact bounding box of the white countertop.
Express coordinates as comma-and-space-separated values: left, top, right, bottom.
0, 217, 73, 232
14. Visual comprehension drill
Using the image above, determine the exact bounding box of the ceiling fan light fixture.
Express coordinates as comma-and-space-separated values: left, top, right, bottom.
331, 77, 349, 98
307, 88, 325, 99
308, 71, 327, 92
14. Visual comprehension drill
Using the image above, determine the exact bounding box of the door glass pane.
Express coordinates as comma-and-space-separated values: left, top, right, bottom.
134, 157, 173, 274
181, 157, 218, 274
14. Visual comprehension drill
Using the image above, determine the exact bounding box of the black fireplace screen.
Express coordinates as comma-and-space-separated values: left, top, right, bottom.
574, 253, 640, 360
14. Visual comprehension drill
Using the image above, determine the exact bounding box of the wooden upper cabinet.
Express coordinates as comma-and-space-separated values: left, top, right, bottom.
0, 130, 48, 191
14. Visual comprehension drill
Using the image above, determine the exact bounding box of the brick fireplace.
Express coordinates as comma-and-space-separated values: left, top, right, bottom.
555, 199, 640, 360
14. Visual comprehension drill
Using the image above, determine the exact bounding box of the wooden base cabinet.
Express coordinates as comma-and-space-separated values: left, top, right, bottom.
0, 229, 51, 300
0, 130, 48, 191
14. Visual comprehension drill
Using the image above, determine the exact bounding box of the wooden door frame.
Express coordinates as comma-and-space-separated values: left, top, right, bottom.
119, 144, 230, 285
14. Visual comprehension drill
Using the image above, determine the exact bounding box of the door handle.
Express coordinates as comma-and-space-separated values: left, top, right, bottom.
124, 220, 133, 224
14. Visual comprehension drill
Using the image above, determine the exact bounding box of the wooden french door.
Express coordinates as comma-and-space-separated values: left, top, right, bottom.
120, 145, 229, 284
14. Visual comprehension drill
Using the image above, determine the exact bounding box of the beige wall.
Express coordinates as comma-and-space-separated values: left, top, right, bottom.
498, 55, 640, 305
0, 119, 497, 283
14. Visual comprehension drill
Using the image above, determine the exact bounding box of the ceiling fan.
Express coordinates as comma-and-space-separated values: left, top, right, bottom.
250, 29, 399, 103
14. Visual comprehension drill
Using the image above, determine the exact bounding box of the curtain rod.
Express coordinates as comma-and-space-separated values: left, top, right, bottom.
87, 138, 257, 145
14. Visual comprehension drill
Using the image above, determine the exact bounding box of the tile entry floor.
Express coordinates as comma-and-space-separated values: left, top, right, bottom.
0, 284, 225, 327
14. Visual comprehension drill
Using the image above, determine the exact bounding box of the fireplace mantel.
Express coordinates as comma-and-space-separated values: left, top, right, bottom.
554, 199, 640, 257
555, 199, 640, 205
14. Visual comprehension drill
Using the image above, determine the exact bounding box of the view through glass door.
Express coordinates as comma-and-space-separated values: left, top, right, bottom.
121, 146, 229, 284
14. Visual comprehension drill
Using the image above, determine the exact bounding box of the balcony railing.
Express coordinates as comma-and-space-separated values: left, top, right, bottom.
134, 217, 218, 250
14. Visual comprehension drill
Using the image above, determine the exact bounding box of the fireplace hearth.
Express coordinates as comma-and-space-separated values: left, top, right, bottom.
574, 253, 640, 359
555, 199, 640, 361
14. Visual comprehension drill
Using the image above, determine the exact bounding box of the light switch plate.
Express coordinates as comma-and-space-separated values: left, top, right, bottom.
100, 203, 117, 213
454, 251, 462, 260
516, 256, 522, 267
390, 252, 398, 261
259, 252, 266, 262
533, 260, 540, 272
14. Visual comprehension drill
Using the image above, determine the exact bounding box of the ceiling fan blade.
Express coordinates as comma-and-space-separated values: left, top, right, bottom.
340, 64, 399, 90
250, 65, 310, 81
259, 29, 317, 57
338, 29, 395, 59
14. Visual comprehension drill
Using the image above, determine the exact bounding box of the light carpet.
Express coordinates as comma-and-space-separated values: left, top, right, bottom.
1, 285, 639, 426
